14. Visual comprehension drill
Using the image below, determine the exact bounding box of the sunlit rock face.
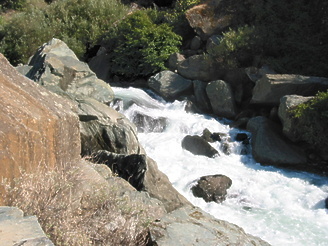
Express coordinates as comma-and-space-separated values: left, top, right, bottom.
0, 53, 81, 204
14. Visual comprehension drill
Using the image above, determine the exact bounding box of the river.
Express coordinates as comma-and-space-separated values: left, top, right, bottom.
112, 86, 328, 246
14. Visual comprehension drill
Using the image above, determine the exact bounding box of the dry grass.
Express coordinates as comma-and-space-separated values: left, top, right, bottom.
1, 164, 152, 246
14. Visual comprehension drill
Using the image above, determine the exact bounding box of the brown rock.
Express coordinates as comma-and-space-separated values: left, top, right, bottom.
0, 54, 80, 204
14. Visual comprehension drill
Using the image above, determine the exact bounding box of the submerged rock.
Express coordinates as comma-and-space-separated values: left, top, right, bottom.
132, 113, 167, 133
182, 135, 219, 158
191, 174, 232, 203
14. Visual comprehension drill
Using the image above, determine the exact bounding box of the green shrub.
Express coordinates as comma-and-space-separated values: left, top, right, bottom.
103, 10, 182, 79
0, 0, 129, 65
291, 91, 328, 151
0, 0, 27, 10
208, 25, 259, 68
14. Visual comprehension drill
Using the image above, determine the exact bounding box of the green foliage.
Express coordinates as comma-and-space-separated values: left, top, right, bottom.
208, 25, 259, 68
291, 91, 328, 150
0, 0, 27, 10
0, 0, 129, 65
103, 10, 182, 79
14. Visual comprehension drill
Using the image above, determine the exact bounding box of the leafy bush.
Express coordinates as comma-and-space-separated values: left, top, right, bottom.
0, 0, 27, 10
208, 25, 259, 68
103, 10, 182, 79
0, 0, 129, 65
291, 91, 328, 151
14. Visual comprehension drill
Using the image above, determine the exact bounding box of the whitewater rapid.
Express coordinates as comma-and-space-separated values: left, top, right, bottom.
112, 87, 328, 246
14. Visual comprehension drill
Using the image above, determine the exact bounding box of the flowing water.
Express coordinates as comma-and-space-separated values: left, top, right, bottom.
112, 86, 328, 246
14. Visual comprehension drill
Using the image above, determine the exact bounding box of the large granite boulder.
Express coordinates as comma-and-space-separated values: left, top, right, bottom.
77, 97, 142, 156
182, 135, 219, 158
150, 205, 270, 246
191, 174, 232, 203
247, 116, 307, 170
278, 95, 313, 142
0, 207, 54, 245
91, 150, 191, 212
206, 80, 237, 119
148, 70, 193, 101
251, 74, 328, 105
18, 38, 114, 104
177, 54, 224, 82
0, 54, 80, 205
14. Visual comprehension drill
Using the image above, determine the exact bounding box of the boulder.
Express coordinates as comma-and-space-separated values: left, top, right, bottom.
206, 35, 222, 52
148, 70, 193, 101
132, 112, 168, 133
190, 35, 202, 50
278, 95, 313, 142
150, 205, 270, 246
0, 207, 54, 245
182, 135, 219, 158
88, 52, 111, 82
177, 54, 224, 82
206, 80, 237, 119
91, 150, 191, 212
191, 174, 232, 203
0, 53, 80, 205
186, 3, 233, 40
325, 197, 328, 209
201, 128, 225, 143
251, 74, 328, 105
193, 80, 212, 113
77, 97, 142, 156
22, 38, 114, 104
168, 53, 185, 72
247, 116, 307, 170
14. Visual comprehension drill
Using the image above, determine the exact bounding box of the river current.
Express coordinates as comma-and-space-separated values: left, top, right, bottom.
112, 86, 328, 246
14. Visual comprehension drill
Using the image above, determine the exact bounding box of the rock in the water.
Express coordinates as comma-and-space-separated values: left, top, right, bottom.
201, 128, 225, 142
325, 197, 328, 209
278, 95, 313, 142
0, 207, 54, 245
182, 135, 219, 158
22, 38, 114, 104
235, 133, 248, 142
150, 205, 270, 246
206, 80, 237, 119
0, 54, 80, 204
148, 70, 193, 101
251, 74, 328, 105
191, 174, 232, 203
132, 113, 167, 133
247, 116, 307, 169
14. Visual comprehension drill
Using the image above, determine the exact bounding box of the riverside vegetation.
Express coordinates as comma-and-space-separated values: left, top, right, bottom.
0, 0, 327, 245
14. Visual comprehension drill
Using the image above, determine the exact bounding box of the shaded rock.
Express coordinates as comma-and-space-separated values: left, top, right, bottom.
245, 65, 276, 83
91, 150, 147, 191
168, 53, 185, 72
206, 80, 237, 119
88, 52, 111, 82
235, 133, 248, 142
193, 80, 212, 113
91, 151, 191, 212
251, 74, 328, 105
201, 128, 225, 143
247, 116, 307, 169
0, 54, 80, 205
325, 197, 328, 209
206, 35, 222, 52
190, 35, 202, 50
182, 135, 219, 158
132, 113, 167, 133
177, 54, 224, 82
0, 206, 54, 245
230, 117, 249, 129
77, 97, 141, 156
192, 174, 232, 203
24, 38, 114, 104
150, 205, 270, 246
221, 142, 231, 155
278, 95, 313, 142
148, 70, 193, 101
